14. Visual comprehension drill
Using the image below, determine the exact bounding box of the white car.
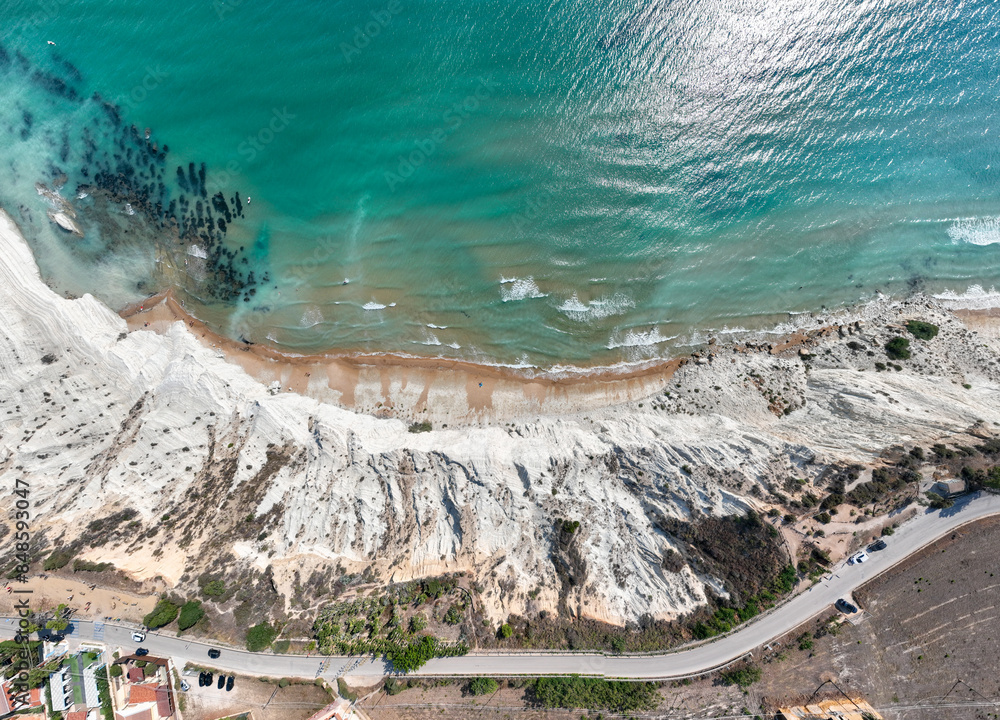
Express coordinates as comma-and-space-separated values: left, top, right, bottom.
848, 550, 869, 565
131, 631, 146, 643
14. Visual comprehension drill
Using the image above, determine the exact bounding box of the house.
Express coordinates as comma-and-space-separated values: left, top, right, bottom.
0, 678, 44, 716
109, 653, 178, 720
932, 478, 968, 498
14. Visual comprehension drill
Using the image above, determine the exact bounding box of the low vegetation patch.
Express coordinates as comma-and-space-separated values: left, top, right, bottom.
885, 336, 911, 360
719, 663, 762, 688
408, 421, 432, 433
246, 622, 279, 652
467, 677, 499, 696
530, 677, 660, 712
905, 320, 939, 340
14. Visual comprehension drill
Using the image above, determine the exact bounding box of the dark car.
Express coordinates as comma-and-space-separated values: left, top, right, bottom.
867, 539, 887, 552
226, 676, 234, 692
836, 598, 858, 613
201, 672, 213, 687
208, 648, 221, 660
135, 648, 149, 657
217, 674, 226, 690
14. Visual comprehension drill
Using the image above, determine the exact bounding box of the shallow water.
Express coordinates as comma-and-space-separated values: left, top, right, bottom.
3, 0, 1000, 368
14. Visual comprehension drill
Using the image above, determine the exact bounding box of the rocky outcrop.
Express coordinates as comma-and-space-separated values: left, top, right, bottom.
1, 208, 998, 625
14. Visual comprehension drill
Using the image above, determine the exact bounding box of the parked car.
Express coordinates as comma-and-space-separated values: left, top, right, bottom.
848, 550, 869, 565
217, 675, 226, 690
867, 539, 887, 552
135, 648, 149, 657
226, 676, 234, 692
208, 648, 221, 660
835, 598, 858, 613
200, 672, 213, 687
131, 631, 146, 643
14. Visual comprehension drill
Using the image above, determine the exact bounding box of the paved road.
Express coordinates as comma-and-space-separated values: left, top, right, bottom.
4, 492, 998, 681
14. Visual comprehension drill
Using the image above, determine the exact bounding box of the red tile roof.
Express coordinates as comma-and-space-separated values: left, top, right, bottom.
66, 712, 89, 720
127, 667, 145, 683
128, 684, 159, 704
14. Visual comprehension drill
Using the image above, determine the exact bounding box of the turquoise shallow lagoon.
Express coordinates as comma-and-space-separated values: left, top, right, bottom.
2, 0, 1000, 369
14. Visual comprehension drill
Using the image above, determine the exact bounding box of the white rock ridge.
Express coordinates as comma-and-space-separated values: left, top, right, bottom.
1, 208, 999, 625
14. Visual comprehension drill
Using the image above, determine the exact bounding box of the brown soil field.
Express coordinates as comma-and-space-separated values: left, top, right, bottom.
755, 515, 1000, 719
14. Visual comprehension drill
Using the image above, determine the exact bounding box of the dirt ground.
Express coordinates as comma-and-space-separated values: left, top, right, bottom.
0, 573, 158, 622
356, 677, 749, 720
755, 515, 1000, 720
180, 673, 334, 720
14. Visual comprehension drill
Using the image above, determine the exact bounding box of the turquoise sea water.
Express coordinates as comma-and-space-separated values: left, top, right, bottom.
2, 0, 1000, 369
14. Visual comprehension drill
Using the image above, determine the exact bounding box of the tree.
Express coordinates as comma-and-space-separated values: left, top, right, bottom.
246, 622, 279, 652
109, 664, 123, 678
387, 635, 439, 673
46, 603, 70, 632
177, 600, 205, 631
143, 598, 180, 630
498, 623, 513, 639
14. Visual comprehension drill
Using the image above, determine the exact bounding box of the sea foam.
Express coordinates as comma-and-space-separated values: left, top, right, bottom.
558, 293, 634, 321
500, 276, 547, 302
947, 216, 1000, 246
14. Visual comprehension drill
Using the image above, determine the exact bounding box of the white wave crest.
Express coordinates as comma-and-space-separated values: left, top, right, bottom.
500, 276, 547, 302
947, 216, 1000, 246
363, 301, 387, 310
933, 284, 1000, 310
558, 293, 634, 321
607, 327, 677, 350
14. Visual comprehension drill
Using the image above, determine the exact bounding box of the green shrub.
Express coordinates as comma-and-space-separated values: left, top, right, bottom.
143, 598, 180, 630
925, 491, 953, 510
531, 677, 660, 712
468, 677, 499, 696
201, 580, 226, 599
109, 664, 123, 678
44, 549, 74, 571
720, 664, 762, 688
905, 320, 939, 340
177, 600, 205, 631
408, 421, 432, 433
444, 604, 464, 626
499, 623, 513, 639
246, 622, 279, 652
73, 559, 114, 573
885, 337, 911, 360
